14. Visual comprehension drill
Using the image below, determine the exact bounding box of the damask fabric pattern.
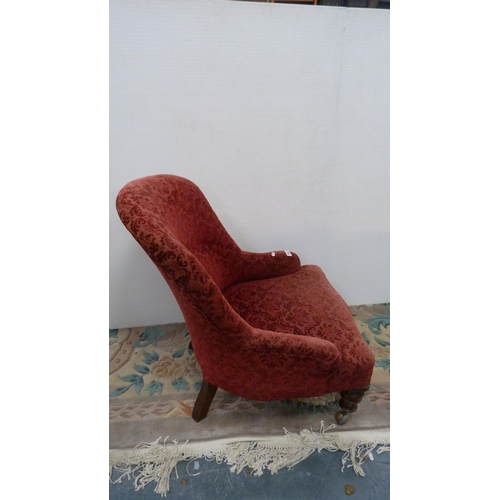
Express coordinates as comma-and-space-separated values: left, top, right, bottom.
116, 174, 375, 402
223, 265, 375, 393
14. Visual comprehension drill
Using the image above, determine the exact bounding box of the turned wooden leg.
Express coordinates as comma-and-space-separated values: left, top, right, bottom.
192, 379, 218, 422
335, 385, 370, 425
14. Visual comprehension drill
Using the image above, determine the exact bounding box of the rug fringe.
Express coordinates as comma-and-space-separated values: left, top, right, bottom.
109, 421, 390, 497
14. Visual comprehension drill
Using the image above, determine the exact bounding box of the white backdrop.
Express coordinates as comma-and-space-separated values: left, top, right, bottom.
110, 0, 389, 328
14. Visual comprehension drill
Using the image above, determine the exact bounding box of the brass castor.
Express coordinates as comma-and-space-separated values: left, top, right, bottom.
334, 386, 370, 425
335, 411, 350, 425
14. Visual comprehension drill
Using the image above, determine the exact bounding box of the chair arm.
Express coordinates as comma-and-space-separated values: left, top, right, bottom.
201, 327, 342, 401
237, 250, 302, 283
245, 328, 340, 371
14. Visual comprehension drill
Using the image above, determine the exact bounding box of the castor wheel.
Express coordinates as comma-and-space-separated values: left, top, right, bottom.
335, 411, 350, 425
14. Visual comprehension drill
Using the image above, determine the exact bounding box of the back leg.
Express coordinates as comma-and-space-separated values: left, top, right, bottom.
192, 379, 218, 422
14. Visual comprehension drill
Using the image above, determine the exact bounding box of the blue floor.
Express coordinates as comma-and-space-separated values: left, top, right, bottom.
110, 447, 390, 499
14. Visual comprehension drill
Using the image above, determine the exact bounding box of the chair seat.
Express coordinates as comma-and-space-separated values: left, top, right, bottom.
223, 264, 374, 392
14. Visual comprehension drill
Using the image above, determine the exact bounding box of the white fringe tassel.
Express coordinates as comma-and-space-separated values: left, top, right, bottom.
109, 422, 390, 497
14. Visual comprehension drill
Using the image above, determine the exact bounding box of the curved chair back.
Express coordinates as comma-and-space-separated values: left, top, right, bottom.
116, 174, 243, 294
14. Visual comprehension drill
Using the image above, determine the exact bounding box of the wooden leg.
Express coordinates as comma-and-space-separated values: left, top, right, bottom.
192, 379, 218, 422
335, 386, 370, 425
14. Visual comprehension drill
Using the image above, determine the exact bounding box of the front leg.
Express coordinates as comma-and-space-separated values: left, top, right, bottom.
335, 386, 370, 425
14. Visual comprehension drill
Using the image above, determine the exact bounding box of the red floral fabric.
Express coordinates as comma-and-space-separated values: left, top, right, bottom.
116, 174, 374, 401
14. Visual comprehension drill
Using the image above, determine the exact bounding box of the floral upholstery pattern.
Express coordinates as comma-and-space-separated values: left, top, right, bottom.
116, 175, 375, 402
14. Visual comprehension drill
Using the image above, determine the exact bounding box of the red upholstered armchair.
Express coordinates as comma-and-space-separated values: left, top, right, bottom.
116, 175, 375, 424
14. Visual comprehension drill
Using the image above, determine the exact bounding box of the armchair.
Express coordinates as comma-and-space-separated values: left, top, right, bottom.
116, 175, 374, 423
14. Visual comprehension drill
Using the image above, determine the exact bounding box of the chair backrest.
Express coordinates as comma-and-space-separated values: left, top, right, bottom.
116, 174, 244, 301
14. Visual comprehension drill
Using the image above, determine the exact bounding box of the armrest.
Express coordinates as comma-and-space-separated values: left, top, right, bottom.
237, 250, 301, 283
197, 320, 342, 400
245, 327, 340, 370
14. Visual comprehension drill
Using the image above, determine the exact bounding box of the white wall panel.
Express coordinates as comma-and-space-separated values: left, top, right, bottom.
110, 0, 389, 328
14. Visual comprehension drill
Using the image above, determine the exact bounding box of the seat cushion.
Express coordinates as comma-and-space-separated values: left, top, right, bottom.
223, 265, 375, 391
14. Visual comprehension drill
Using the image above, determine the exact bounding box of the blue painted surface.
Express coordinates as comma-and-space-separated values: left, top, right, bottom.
110, 448, 390, 499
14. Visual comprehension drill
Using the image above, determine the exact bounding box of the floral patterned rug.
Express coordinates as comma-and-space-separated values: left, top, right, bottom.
110, 303, 389, 448
109, 304, 389, 496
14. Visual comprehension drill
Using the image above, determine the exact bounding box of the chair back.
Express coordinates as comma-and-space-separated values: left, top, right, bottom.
116, 174, 243, 293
